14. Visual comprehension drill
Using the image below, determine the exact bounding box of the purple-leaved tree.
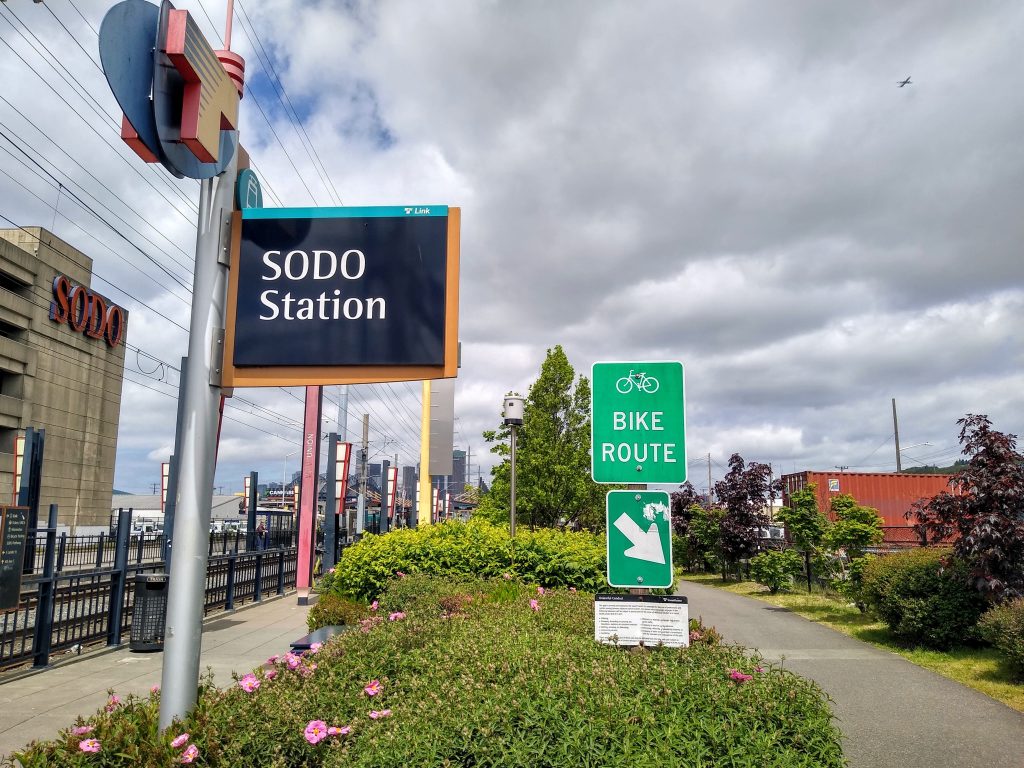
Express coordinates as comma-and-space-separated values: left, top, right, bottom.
911, 414, 1024, 600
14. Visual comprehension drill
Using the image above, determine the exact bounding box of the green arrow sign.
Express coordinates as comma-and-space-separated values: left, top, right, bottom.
591, 361, 686, 484
606, 490, 673, 589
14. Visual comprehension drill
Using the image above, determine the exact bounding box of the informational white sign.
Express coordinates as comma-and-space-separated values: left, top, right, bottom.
594, 594, 689, 648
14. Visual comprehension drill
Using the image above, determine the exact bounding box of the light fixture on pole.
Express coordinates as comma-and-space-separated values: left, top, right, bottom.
502, 396, 524, 538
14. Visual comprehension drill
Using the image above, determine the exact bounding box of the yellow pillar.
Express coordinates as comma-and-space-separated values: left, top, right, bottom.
418, 379, 432, 526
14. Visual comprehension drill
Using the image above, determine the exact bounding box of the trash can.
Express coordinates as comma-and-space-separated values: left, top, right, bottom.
130, 572, 168, 651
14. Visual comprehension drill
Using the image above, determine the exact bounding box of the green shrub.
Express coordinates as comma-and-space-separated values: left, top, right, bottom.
13, 577, 844, 768
979, 598, 1024, 678
750, 550, 803, 593
831, 554, 874, 605
306, 593, 370, 632
860, 548, 987, 649
331, 520, 606, 601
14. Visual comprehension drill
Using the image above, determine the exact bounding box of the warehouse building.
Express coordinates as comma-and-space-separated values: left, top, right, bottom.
0, 227, 126, 531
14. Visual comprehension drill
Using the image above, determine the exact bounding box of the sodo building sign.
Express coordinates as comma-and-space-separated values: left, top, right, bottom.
223, 206, 460, 387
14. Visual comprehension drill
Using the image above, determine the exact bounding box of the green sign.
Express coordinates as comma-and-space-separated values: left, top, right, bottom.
591, 361, 686, 484
606, 491, 673, 589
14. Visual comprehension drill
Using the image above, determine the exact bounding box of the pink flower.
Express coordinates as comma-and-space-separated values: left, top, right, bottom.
327, 726, 341, 735
537, 586, 545, 595
180, 744, 199, 763
754, 665, 765, 674
328, 567, 336, 574
72, 725, 94, 736
285, 652, 302, 670
150, 684, 160, 693
304, 720, 328, 744
309, 642, 323, 654
105, 695, 120, 712
79, 738, 101, 753
568, 587, 577, 593
529, 599, 540, 612
368, 709, 392, 719
339, 725, 351, 735
370, 600, 379, 612
267, 654, 280, 664
396, 571, 406, 578
364, 679, 381, 696
728, 669, 754, 683
388, 611, 406, 621
170, 732, 190, 748
238, 673, 260, 693
502, 572, 512, 580
265, 669, 278, 680
689, 630, 703, 642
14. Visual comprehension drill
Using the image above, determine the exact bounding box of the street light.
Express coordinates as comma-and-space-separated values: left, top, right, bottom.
502, 396, 524, 539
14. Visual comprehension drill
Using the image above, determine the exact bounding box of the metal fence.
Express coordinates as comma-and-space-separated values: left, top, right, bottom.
1, 511, 299, 674
25, 530, 298, 574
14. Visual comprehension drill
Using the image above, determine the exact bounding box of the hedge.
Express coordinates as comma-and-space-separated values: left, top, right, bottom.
860, 547, 988, 649
323, 520, 607, 601
12, 576, 844, 767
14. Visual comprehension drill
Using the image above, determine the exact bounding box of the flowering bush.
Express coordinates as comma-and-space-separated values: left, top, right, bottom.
12, 577, 843, 767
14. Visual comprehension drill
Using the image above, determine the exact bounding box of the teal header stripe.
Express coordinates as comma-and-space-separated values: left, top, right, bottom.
242, 205, 448, 220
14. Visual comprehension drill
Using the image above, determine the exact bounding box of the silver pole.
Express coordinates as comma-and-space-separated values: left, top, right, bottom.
509, 425, 517, 537
159, 148, 237, 729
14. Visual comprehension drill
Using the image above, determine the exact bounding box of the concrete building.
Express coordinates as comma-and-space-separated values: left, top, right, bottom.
0, 228, 126, 530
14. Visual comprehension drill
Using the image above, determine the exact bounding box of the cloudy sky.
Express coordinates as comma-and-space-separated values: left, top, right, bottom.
0, 0, 1021, 499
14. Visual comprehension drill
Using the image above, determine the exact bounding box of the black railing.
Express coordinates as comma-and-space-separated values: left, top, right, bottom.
25, 530, 298, 575
1, 520, 298, 673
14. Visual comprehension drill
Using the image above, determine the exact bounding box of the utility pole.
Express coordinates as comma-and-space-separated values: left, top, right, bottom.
339, 385, 349, 442
357, 414, 369, 536
892, 397, 902, 473
707, 453, 713, 505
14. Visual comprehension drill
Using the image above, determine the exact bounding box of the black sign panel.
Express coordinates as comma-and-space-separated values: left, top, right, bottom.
0, 507, 29, 612
234, 208, 449, 367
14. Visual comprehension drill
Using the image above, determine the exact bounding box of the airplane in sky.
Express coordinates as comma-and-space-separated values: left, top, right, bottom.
897, 76, 912, 87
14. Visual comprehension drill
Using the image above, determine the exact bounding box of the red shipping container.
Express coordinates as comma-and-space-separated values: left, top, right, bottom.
780, 471, 954, 540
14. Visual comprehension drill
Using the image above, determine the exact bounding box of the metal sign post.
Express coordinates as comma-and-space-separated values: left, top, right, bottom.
159, 149, 238, 729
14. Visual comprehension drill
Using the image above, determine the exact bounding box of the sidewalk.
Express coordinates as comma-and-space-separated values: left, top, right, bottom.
0, 594, 310, 761
680, 579, 1024, 768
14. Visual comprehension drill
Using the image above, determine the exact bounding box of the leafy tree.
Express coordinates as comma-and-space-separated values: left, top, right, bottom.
715, 454, 774, 568
776, 484, 829, 552
480, 346, 605, 531
776, 483, 831, 592
824, 494, 883, 559
912, 414, 1024, 600
687, 503, 725, 572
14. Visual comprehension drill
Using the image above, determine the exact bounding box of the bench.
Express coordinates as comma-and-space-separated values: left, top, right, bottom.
290, 625, 348, 652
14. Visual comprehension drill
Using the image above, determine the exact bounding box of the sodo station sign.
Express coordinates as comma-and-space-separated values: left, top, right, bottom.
223, 206, 460, 387
591, 361, 686, 484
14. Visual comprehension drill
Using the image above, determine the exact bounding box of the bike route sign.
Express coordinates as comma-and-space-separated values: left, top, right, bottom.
606, 490, 674, 588
591, 361, 686, 484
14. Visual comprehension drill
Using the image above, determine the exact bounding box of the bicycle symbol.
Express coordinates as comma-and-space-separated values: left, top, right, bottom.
615, 370, 660, 394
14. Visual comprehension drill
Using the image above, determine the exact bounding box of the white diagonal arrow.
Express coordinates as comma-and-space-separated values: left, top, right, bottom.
613, 513, 665, 564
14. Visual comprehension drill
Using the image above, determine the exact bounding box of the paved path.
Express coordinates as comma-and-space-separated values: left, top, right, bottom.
0, 594, 310, 761
680, 580, 1024, 768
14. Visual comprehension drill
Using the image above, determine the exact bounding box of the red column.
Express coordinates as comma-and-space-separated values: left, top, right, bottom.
296, 386, 322, 593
